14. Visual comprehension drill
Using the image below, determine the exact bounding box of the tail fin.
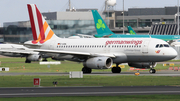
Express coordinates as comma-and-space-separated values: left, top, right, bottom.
91, 10, 114, 37
27, 4, 58, 44
127, 26, 136, 35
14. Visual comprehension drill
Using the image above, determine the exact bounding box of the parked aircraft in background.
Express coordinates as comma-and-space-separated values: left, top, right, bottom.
92, 10, 180, 41
26, 4, 177, 74
170, 39, 180, 46
0, 44, 41, 63
127, 26, 137, 35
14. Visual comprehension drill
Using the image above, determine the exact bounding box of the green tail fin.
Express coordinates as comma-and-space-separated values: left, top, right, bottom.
127, 26, 136, 35
91, 10, 114, 36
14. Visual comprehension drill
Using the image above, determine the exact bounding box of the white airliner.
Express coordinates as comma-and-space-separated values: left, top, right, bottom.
0, 44, 42, 63
24, 4, 177, 74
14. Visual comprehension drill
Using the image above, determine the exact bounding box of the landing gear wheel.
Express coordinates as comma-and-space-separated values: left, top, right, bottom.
82, 67, 92, 74
149, 69, 156, 74
111, 67, 121, 73
25, 60, 31, 63
42, 59, 48, 61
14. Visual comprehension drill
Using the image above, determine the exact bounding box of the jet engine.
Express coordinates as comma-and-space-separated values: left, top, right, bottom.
128, 62, 157, 68
83, 57, 113, 69
26, 54, 42, 61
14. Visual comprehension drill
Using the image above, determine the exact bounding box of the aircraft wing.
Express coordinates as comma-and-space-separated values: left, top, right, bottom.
33, 49, 116, 58
0, 50, 39, 55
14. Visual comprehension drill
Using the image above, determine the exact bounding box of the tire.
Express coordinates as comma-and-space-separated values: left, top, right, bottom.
111, 67, 121, 73
149, 69, 156, 74
82, 67, 92, 74
25, 60, 31, 63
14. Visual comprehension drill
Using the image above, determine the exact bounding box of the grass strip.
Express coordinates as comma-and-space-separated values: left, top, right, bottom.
0, 75, 179, 87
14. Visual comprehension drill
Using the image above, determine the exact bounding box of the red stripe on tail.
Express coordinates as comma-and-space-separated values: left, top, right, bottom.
27, 4, 38, 43
35, 5, 45, 42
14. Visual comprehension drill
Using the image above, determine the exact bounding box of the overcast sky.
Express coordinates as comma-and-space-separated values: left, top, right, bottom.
0, 0, 179, 26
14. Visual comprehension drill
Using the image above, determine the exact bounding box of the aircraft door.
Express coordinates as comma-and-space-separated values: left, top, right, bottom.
142, 40, 150, 54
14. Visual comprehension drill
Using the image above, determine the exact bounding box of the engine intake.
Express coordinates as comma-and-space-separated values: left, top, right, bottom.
128, 62, 157, 69
83, 57, 113, 69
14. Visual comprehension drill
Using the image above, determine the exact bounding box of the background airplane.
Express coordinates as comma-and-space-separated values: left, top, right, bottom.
92, 10, 180, 41
27, 4, 177, 74
0, 44, 41, 63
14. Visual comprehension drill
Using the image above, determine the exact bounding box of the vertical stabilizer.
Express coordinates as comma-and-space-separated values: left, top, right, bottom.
91, 10, 114, 37
27, 4, 58, 44
127, 26, 136, 35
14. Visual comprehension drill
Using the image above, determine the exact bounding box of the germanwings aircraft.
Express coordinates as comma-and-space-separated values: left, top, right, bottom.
25, 4, 177, 74
92, 10, 180, 41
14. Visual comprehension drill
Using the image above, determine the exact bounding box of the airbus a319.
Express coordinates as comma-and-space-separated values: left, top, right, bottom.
25, 4, 177, 74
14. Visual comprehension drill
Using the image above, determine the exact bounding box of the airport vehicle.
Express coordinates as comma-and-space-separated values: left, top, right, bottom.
27, 4, 177, 74
92, 10, 180, 41
0, 44, 41, 63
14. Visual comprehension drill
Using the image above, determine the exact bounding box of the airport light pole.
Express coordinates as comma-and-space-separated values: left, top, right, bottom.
178, 0, 179, 35
108, 6, 109, 28
123, 0, 124, 34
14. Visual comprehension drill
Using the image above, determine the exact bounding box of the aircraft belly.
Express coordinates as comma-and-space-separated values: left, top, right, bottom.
127, 55, 174, 62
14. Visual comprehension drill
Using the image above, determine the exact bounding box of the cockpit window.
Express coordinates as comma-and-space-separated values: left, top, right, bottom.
164, 44, 169, 47
159, 44, 163, 48
156, 44, 170, 48
155, 44, 159, 48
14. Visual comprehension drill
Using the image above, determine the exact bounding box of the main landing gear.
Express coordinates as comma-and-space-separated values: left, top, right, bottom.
111, 64, 121, 73
42, 58, 48, 62
82, 67, 92, 74
25, 59, 31, 63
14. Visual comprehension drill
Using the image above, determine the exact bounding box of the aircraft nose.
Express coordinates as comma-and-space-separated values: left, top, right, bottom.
169, 48, 178, 59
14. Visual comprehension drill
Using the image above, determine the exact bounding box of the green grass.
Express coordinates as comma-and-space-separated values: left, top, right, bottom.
1, 95, 180, 101
0, 57, 179, 73
0, 75, 180, 87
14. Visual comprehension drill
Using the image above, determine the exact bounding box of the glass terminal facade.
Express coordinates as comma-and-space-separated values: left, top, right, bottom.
2, 20, 103, 43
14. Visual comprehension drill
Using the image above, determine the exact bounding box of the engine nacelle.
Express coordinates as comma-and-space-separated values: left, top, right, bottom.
128, 62, 157, 69
27, 54, 42, 61
83, 57, 113, 69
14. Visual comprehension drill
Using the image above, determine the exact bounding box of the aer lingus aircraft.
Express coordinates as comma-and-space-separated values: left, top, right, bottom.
26, 4, 177, 74
92, 10, 180, 41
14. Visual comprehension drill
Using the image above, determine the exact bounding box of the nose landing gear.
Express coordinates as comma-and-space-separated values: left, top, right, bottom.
149, 69, 156, 74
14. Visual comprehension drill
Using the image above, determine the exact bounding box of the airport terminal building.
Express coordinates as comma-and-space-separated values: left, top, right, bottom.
0, 6, 180, 43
